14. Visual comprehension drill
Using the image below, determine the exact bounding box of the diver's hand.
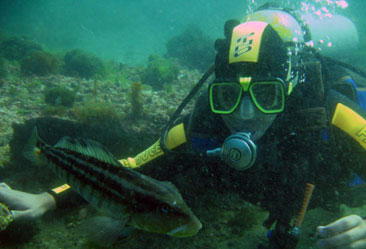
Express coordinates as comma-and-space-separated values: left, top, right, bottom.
317, 215, 366, 248
0, 182, 56, 221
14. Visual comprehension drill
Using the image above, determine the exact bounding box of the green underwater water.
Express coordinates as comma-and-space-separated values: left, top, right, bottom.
1, 0, 366, 248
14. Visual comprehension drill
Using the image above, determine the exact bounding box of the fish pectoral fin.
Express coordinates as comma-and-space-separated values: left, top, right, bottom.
81, 216, 134, 246
55, 137, 121, 167
23, 127, 45, 166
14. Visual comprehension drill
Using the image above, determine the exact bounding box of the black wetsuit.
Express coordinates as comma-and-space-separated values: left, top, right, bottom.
173, 70, 366, 248
46, 64, 366, 249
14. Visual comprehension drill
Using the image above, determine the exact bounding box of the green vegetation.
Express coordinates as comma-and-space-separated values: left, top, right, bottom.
103, 61, 143, 90
130, 81, 143, 119
227, 205, 262, 236
7, 85, 18, 96
41, 105, 68, 117
0, 36, 43, 61
166, 25, 215, 71
0, 57, 7, 79
142, 55, 179, 89
63, 49, 105, 79
24, 79, 42, 91
73, 98, 125, 125
20, 50, 59, 76
44, 87, 76, 108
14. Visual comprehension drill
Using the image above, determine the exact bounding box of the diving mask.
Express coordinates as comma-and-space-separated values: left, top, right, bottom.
209, 76, 286, 115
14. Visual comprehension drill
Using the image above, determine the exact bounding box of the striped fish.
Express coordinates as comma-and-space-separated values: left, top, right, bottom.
24, 127, 201, 243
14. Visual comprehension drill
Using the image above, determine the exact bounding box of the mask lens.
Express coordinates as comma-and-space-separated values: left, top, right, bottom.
250, 81, 284, 113
209, 83, 242, 114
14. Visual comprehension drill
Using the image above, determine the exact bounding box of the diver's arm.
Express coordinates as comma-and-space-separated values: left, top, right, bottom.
0, 181, 87, 228
0, 182, 56, 221
316, 215, 366, 248
317, 89, 366, 248
119, 123, 187, 169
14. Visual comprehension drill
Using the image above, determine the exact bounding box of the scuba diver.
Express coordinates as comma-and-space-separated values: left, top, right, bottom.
1, 2, 366, 248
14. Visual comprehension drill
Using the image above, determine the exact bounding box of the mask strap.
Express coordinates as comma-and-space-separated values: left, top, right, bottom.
286, 47, 300, 95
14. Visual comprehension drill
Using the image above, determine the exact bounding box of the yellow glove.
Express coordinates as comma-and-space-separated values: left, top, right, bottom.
119, 123, 187, 169
0, 203, 13, 231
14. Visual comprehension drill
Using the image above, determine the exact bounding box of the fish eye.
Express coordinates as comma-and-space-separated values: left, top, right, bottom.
160, 205, 170, 214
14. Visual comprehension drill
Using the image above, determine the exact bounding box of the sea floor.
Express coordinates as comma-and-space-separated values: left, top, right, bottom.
1, 188, 366, 249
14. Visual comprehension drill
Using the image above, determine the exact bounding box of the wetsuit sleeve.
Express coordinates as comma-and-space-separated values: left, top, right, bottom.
46, 184, 86, 209
327, 89, 366, 177
119, 123, 187, 169
328, 89, 366, 147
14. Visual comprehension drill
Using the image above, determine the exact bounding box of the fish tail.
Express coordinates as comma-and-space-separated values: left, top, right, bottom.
23, 127, 44, 166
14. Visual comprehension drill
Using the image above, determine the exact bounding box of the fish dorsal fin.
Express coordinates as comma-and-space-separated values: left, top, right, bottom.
55, 137, 121, 167
162, 181, 179, 193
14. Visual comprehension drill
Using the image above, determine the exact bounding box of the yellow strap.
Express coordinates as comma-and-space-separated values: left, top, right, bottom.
331, 103, 366, 150
165, 123, 187, 149
119, 123, 187, 169
0, 203, 13, 231
51, 184, 71, 194
239, 77, 252, 92
229, 21, 268, 63
120, 139, 163, 169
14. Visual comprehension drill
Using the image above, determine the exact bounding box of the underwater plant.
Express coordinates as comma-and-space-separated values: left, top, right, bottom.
63, 49, 105, 79
41, 105, 68, 117
130, 81, 143, 119
227, 205, 262, 235
166, 25, 215, 71
72, 98, 125, 125
20, 51, 59, 76
142, 55, 179, 90
0, 57, 7, 79
0, 36, 43, 61
44, 87, 76, 108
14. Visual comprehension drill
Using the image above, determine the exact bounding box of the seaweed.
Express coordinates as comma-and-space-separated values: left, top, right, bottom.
227, 205, 262, 235
142, 55, 179, 90
72, 98, 125, 125
129, 81, 143, 119
0, 36, 43, 61
44, 87, 76, 108
20, 50, 59, 76
0, 57, 7, 79
41, 105, 68, 117
63, 49, 105, 79
166, 25, 215, 71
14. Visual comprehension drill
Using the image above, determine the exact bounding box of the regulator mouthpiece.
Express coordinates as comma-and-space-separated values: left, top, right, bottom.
222, 132, 257, 170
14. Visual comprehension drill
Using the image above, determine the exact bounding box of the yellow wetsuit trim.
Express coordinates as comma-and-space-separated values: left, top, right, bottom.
0, 203, 13, 231
229, 21, 268, 63
331, 103, 366, 150
165, 123, 187, 149
119, 123, 187, 169
51, 184, 71, 194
